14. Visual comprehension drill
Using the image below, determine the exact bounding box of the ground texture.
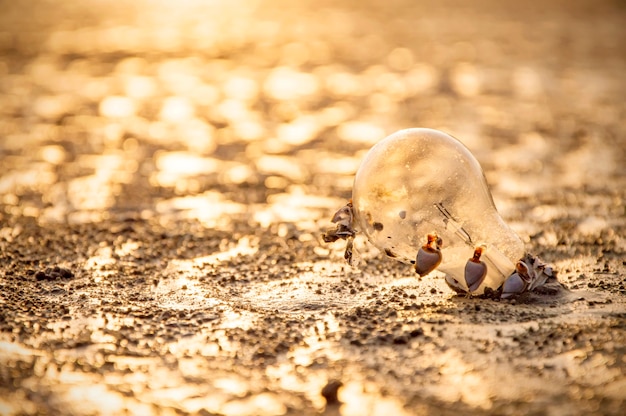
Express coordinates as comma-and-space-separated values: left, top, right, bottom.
0, 1, 625, 415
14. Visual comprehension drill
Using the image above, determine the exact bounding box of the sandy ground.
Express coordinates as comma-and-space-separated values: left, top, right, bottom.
0, 0, 625, 415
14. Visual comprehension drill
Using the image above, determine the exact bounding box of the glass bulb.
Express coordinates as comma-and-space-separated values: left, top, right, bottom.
351, 128, 524, 294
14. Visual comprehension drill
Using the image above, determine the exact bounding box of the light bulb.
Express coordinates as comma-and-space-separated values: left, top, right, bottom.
324, 128, 556, 298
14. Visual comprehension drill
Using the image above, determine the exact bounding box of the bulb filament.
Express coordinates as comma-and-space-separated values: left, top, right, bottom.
434, 202, 473, 246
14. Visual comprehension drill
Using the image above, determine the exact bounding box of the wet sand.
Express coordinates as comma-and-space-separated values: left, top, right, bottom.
0, 1, 625, 415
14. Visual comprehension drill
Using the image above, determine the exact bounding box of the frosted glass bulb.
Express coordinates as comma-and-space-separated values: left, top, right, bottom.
351, 128, 524, 294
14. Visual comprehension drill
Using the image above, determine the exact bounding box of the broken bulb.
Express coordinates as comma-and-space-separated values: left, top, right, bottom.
350, 128, 524, 294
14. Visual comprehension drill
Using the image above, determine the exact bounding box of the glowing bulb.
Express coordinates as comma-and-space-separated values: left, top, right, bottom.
350, 128, 523, 294
325, 128, 556, 297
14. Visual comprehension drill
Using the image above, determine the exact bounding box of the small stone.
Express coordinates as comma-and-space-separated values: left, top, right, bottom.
349, 339, 363, 346
60, 268, 74, 279
409, 328, 424, 337
393, 335, 409, 344
50, 286, 66, 295
321, 379, 343, 404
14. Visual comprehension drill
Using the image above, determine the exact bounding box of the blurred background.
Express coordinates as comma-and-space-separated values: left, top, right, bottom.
1, 0, 624, 230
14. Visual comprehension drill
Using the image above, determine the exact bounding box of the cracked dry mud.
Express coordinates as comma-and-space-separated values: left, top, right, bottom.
0, 1, 625, 415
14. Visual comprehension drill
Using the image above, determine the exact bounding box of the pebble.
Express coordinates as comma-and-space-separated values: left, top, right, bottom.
321, 379, 343, 404
35, 266, 74, 281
